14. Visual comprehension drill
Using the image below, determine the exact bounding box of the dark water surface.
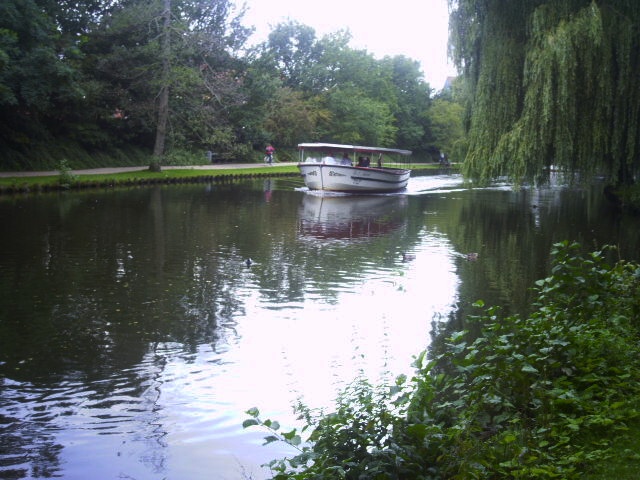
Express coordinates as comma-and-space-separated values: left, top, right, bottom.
1, 172, 639, 479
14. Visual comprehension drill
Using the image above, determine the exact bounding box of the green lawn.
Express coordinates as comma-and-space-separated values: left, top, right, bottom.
0, 163, 444, 192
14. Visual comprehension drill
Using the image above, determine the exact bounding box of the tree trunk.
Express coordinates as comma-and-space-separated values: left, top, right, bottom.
151, 0, 171, 172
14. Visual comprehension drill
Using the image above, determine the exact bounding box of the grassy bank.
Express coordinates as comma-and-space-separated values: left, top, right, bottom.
0, 165, 298, 194
0, 163, 445, 195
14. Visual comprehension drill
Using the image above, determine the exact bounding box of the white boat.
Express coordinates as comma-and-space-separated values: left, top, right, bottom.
297, 143, 412, 193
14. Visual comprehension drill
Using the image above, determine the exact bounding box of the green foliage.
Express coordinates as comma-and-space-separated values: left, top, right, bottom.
429, 96, 465, 161
0, 0, 252, 167
384, 55, 432, 151
244, 375, 419, 480
57, 159, 78, 188
615, 183, 640, 213
322, 86, 397, 146
246, 241, 640, 479
0, 0, 86, 149
80, 0, 249, 155
264, 21, 324, 91
0, 0, 460, 169
412, 241, 640, 478
257, 21, 438, 151
263, 87, 320, 146
451, 0, 640, 185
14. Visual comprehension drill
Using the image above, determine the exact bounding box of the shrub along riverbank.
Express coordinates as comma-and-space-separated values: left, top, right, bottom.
245, 241, 640, 479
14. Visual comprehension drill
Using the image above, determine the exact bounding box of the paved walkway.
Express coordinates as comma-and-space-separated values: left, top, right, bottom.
0, 163, 298, 178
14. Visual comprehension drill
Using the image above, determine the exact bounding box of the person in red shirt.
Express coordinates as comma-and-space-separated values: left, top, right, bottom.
265, 145, 275, 164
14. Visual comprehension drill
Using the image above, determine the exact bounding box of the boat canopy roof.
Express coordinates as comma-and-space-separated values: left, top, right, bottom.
297, 143, 411, 156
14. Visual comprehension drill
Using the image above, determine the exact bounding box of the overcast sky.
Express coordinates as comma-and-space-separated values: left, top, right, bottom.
241, 0, 458, 90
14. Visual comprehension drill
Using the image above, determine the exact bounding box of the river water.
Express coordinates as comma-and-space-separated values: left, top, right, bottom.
1, 171, 639, 479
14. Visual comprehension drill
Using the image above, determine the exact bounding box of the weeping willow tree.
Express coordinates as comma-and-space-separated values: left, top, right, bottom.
450, 0, 640, 185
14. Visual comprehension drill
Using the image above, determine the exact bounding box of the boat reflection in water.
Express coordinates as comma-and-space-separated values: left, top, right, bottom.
298, 193, 408, 241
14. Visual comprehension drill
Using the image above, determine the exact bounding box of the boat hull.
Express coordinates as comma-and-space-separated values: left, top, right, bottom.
298, 164, 410, 193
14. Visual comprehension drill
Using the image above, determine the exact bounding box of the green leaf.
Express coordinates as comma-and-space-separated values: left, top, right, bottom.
242, 418, 259, 428
263, 435, 280, 445
246, 407, 260, 417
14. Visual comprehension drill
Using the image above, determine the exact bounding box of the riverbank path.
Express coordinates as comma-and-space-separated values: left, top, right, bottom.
0, 163, 299, 178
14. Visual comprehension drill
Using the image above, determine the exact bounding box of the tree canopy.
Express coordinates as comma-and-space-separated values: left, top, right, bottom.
450, 0, 640, 185
0, 1, 460, 169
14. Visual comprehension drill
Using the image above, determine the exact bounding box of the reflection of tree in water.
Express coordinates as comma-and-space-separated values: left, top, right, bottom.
0, 186, 264, 478
444, 184, 640, 318
426, 182, 640, 383
176, 254, 246, 350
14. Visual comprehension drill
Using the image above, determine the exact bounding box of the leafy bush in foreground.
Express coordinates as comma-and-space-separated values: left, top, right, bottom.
245, 241, 640, 479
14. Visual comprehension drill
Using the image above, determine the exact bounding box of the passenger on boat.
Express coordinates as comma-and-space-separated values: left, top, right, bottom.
358, 156, 370, 167
341, 153, 352, 166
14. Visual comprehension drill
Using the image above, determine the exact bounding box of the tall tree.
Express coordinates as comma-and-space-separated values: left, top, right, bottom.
260, 23, 428, 148
384, 55, 432, 151
262, 86, 320, 146
0, 0, 86, 160
429, 95, 465, 161
450, 0, 640, 185
264, 21, 322, 91
151, 0, 171, 172
81, 0, 251, 159
323, 85, 397, 145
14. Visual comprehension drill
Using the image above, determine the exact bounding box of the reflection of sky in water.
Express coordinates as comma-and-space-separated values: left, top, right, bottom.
148, 230, 459, 479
